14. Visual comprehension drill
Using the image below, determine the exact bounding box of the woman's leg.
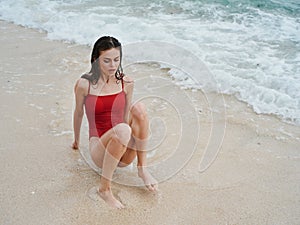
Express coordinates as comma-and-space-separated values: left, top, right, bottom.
119, 102, 158, 191
89, 123, 131, 208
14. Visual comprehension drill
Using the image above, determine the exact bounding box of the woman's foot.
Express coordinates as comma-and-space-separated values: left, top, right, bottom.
98, 188, 125, 209
138, 167, 158, 191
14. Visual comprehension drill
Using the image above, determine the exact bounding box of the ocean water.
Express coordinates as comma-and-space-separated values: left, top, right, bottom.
1, 0, 299, 125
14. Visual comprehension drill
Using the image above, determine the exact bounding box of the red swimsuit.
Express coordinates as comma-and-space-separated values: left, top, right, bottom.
84, 80, 126, 138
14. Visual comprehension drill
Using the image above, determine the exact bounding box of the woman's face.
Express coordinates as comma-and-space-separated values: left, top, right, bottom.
99, 48, 120, 77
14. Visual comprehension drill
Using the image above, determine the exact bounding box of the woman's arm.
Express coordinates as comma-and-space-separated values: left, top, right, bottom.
72, 78, 88, 149
123, 76, 134, 124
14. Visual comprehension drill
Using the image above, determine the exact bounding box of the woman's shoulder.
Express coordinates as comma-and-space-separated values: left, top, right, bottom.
123, 75, 134, 83
122, 75, 134, 94
74, 77, 89, 94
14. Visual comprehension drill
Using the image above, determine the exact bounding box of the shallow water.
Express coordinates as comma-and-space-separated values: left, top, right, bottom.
1, 0, 299, 124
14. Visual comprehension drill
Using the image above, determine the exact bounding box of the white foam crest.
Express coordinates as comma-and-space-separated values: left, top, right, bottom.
0, 0, 299, 125
0, 0, 59, 30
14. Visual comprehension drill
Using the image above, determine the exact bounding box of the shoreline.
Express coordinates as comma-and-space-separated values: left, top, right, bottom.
1, 20, 299, 225
2, 19, 299, 131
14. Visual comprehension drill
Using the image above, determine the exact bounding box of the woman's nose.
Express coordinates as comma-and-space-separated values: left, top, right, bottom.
112, 61, 118, 68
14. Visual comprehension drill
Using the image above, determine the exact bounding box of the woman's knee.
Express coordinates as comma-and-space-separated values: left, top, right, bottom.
131, 102, 148, 122
112, 123, 132, 145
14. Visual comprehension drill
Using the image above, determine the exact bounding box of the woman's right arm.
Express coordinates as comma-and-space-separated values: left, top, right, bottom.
72, 78, 88, 150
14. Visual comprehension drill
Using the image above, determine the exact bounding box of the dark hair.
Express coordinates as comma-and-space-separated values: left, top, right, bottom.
81, 36, 124, 84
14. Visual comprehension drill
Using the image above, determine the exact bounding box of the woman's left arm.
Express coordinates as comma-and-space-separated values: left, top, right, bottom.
123, 76, 134, 124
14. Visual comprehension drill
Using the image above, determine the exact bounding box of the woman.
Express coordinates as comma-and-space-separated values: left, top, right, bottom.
72, 36, 157, 209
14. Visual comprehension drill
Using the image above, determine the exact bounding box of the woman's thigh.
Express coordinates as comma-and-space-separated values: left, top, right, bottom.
89, 123, 132, 168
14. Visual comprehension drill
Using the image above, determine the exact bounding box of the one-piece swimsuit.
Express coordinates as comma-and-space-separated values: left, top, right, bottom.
84, 80, 126, 138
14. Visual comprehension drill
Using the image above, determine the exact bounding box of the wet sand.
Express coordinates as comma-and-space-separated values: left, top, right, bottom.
0, 20, 299, 225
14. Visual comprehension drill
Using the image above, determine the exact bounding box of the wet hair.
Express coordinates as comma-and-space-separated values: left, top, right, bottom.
81, 36, 124, 84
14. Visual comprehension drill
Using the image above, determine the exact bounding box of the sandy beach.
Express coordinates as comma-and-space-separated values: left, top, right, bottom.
0, 20, 299, 225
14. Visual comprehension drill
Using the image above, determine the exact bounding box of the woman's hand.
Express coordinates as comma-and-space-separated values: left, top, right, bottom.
72, 140, 79, 150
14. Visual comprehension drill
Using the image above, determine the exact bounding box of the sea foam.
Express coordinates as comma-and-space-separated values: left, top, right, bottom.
1, 0, 299, 124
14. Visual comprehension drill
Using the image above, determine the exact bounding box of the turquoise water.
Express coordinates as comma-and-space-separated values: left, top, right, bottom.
0, 0, 299, 124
